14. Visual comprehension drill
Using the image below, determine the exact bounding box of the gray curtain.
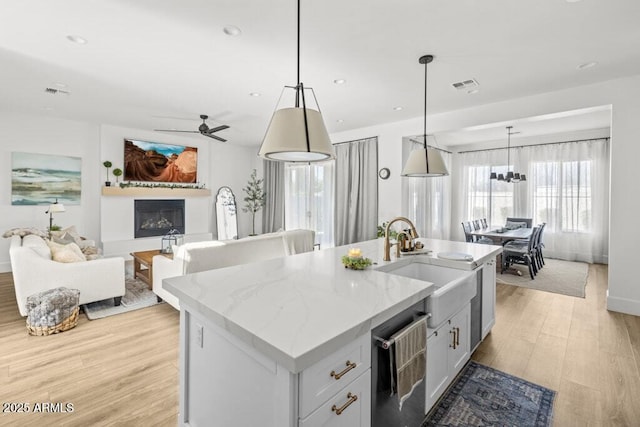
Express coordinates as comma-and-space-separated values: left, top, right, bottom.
262, 160, 285, 233
334, 137, 378, 246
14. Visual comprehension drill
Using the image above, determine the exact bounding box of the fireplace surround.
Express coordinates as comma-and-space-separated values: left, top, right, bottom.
134, 199, 185, 238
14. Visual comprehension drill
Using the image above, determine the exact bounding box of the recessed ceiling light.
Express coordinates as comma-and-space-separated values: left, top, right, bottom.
333, 79, 346, 84
393, 106, 403, 111
467, 89, 479, 94
565, 0, 582, 3
577, 61, 598, 70
249, 92, 261, 97
66, 35, 87, 44
336, 119, 344, 123
223, 26, 242, 36
53, 82, 68, 88
44, 106, 54, 111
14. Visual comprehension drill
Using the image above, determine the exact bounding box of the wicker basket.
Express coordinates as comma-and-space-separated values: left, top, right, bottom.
27, 306, 79, 336
25, 287, 81, 336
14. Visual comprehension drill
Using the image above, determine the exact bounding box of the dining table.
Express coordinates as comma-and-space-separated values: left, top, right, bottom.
470, 226, 533, 245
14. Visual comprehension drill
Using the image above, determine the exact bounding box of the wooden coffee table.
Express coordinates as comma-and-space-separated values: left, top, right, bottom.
130, 249, 173, 290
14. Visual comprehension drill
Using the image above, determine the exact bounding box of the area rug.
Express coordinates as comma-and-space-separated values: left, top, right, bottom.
82, 277, 162, 320
497, 258, 588, 298
422, 361, 555, 427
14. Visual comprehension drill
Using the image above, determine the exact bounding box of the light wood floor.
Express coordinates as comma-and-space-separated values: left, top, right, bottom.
0, 273, 180, 426
474, 263, 640, 426
1, 264, 638, 426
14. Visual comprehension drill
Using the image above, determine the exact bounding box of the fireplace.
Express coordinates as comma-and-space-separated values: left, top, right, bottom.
134, 199, 185, 238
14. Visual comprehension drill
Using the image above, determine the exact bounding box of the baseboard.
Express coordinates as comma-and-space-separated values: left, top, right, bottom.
606, 290, 640, 316
0, 261, 12, 273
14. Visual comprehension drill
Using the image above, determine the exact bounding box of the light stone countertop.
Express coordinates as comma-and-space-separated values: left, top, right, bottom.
164, 238, 502, 373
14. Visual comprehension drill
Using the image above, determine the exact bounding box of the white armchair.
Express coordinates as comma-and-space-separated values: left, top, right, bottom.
9, 234, 125, 317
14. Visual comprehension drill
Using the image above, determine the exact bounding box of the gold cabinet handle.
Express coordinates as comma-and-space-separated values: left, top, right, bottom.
330, 360, 356, 380
449, 330, 454, 348
455, 327, 460, 347
331, 392, 358, 415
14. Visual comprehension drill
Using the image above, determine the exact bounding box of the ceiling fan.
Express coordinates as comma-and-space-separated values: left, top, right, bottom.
155, 114, 230, 142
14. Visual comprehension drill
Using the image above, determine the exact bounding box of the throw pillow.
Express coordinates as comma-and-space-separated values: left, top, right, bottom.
47, 240, 86, 263
60, 226, 84, 245
52, 233, 76, 245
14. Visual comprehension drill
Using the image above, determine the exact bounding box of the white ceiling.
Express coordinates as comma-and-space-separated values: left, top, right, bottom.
0, 0, 637, 147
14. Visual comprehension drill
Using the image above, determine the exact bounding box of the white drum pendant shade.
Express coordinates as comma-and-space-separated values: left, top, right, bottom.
401, 148, 448, 177
259, 107, 335, 162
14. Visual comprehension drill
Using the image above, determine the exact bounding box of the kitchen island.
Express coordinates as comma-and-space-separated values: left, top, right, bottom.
164, 237, 501, 427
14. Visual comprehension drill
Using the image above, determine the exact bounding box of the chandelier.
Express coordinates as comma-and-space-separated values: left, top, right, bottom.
490, 126, 526, 182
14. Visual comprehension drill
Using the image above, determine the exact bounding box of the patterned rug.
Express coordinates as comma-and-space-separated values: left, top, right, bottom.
497, 258, 588, 298
82, 277, 162, 320
422, 361, 555, 427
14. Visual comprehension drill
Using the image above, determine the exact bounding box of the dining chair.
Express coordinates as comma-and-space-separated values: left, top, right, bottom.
481, 218, 488, 229
502, 226, 539, 280
473, 220, 481, 230
534, 222, 546, 269
462, 222, 474, 242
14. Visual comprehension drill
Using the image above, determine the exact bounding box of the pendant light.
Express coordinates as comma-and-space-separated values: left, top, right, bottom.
258, 0, 335, 162
490, 126, 526, 182
401, 55, 449, 177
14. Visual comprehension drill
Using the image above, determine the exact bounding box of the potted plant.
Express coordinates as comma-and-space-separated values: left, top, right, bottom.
242, 169, 266, 236
103, 160, 112, 186
112, 167, 123, 184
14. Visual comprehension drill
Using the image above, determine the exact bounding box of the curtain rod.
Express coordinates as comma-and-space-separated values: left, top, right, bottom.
333, 136, 378, 146
457, 136, 610, 154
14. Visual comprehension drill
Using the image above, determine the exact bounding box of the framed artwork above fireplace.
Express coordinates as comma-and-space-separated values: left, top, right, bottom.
124, 138, 198, 184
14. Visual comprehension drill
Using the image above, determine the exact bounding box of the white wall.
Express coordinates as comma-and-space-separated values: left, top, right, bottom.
0, 113, 258, 270
99, 125, 259, 256
0, 111, 101, 271
330, 74, 640, 316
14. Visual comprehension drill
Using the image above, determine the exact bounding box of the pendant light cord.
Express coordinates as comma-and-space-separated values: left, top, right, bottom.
423, 59, 428, 149
295, 0, 301, 107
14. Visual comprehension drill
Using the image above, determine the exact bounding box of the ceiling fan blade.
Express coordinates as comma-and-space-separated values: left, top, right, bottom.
154, 129, 200, 133
202, 132, 227, 142
205, 125, 230, 134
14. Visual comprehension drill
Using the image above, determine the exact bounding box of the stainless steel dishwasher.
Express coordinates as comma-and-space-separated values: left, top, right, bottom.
371, 299, 427, 427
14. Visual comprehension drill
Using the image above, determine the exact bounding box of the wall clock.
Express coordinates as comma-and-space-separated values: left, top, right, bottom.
378, 167, 390, 180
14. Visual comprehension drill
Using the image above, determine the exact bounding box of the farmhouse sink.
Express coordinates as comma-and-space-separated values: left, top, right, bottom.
377, 260, 476, 327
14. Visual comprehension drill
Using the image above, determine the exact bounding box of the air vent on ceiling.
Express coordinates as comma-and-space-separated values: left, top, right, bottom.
44, 87, 70, 95
451, 79, 479, 90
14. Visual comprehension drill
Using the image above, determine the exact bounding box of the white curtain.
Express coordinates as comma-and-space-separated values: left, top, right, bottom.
262, 160, 285, 233
334, 137, 378, 246
284, 161, 335, 248
453, 138, 609, 263
402, 139, 452, 239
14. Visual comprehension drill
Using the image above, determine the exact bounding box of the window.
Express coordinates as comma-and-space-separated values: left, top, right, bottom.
466, 165, 514, 226
532, 160, 592, 233
284, 162, 334, 248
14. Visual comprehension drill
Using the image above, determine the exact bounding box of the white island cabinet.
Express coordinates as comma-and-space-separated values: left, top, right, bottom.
164, 238, 502, 427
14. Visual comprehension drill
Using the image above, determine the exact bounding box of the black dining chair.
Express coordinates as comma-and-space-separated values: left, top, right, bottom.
502, 226, 539, 280
534, 222, 546, 269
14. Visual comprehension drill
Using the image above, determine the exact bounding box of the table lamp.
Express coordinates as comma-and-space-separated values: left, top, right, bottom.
46, 199, 65, 237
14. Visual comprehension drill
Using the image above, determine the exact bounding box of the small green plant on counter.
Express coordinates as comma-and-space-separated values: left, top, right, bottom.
49, 224, 62, 232
341, 255, 373, 270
